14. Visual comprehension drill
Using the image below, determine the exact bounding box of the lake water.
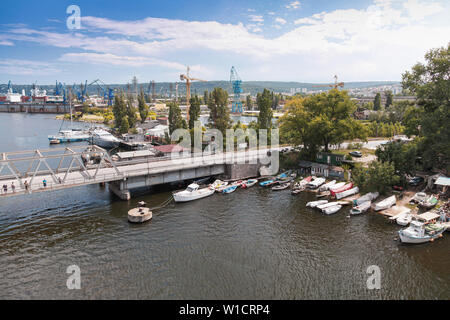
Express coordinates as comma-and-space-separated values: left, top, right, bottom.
0, 113, 448, 299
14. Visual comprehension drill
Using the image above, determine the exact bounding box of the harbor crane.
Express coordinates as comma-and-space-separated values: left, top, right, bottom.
230, 66, 243, 113
88, 79, 115, 106
312, 75, 344, 90
180, 66, 206, 122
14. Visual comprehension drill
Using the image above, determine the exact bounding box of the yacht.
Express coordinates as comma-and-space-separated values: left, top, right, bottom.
91, 129, 121, 148
173, 183, 215, 202
48, 129, 90, 143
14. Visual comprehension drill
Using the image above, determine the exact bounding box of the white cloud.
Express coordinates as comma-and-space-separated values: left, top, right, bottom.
285, 1, 301, 10
1, 0, 448, 81
0, 40, 14, 46
248, 15, 264, 22
268, 12, 276, 15
0, 59, 61, 75
275, 17, 287, 25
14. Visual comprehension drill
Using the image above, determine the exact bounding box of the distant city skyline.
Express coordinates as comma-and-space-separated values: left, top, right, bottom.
0, 0, 449, 84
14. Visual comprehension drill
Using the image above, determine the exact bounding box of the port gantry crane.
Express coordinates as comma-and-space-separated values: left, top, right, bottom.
180, 66, 206, 122
230, 66, 243, 113
312, 75, 344, 91
88, 79, 115, 106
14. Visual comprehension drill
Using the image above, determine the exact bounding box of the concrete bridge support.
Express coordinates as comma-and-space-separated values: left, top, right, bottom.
108, 180, 131, 201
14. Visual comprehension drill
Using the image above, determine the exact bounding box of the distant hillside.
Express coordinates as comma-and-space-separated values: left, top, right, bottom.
1, 80, 399, 97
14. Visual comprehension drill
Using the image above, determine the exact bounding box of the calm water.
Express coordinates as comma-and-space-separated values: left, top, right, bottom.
0, 113, 448, 299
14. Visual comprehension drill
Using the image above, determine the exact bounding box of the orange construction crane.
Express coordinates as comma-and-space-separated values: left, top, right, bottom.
312, 75, 344, 90
180, 66, 207, 122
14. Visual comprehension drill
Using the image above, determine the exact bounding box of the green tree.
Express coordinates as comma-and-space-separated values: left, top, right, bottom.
402, 43, 450, 172
385, 90, 393, 109
168, 101, 187, 135
352, 161, 400, 195
188, 95, 201, 129
246, 95, 253, 110
119, 115, 130, 134
112, 91, 127, 129
373, 93, 381, 111
138, 90, 149, 123
375, 140, 417, 175
257, 89, 273, 130
126, 97, 138, 128
207, 87, 231, 135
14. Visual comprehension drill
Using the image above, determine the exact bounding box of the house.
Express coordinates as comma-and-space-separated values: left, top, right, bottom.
298, 160, 345, 179
316, 152, 344, 166
153, 144, 189, 158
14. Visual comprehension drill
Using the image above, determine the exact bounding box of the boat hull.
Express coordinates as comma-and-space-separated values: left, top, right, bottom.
173, 189, 215, 202
398, 228, 445, 244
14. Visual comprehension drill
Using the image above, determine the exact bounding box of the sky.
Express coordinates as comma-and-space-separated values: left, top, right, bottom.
0, 0, 449, 85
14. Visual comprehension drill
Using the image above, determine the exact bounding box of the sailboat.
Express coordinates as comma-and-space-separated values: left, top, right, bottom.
48, 98, 90, 143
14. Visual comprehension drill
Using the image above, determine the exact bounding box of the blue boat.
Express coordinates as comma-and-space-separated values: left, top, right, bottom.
222, 185, 238, 194
259, 179, 275, 187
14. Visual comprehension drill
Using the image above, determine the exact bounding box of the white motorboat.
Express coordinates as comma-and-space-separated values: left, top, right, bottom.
91, 129, 121, 148
374, 195, 396, 211
323, 205, 342, 215
335, 186, 359, 200
350, 201, 371, 215
306, 200, 328, 208
307, 177, 326, 189
396, 209, 413, 226
209, 179, 228, 191
398, 221, 445, 244
328, 182, 346, 192
319, 180, 336, 192
48, 129, 90, 143
316, 201, 341, 210
173, 183, 215, 202
353, 192, 379, 206
410, 192, 427, 204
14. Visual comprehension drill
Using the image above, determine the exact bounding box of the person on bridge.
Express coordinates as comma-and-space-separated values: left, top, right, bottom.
11, 182, 15, 193
43, 179, 47, 188
24, 181, 29, 192
3, 184, 7, 193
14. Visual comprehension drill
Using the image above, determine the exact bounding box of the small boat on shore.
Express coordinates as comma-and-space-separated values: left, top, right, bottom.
350, 201, 371, 215
374, 195, 396, 211
317, 201, 341, 210
329, 182, 345, 192
259, 177, 275, 187
307, 177, 326, 189
272, 182, 291, 191
241, 179, 258, 188
323, 205, 342, 215
306, 200, 328, 208
335, 186, 359, 200
209, 179, 228, 191
398, 221, 445, 244
396, 209, 413, 226
330, 183, 353, 197
291, 187, 305, 195
173, 183, 215, 202
353, 192, 379, 206
294, 176, 312, 189
222, 184, 240, 194
419, 195, 438, 209
410, 192, 427, 204
319, 180, 336, 192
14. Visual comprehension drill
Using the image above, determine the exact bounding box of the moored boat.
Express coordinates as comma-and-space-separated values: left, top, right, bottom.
307, 177, 326, 189
272, 182, 290, 191
306, 200, 328, 208
173, 183, 215, 202
398, 221, 445, 244
319, 180, 336, 192
353, 192, 379, 206
328, 182, 346, 192
419, 195, 438, 209
374, 195, 396, 211
241, 179, 258, 188
323, 205, 342, 215
335, 186, 359, 200
396, 209, 413, 226
209, 179, 228, 191
350, 201, 371, 215
330, 183, 353, 197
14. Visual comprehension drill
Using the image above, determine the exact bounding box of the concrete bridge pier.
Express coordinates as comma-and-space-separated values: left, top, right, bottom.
108, 180, 131, 200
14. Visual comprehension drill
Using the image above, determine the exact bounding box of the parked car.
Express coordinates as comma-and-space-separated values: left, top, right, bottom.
393, 185, 404, 191
408, 176, 424, 186
349, 151, 362, 157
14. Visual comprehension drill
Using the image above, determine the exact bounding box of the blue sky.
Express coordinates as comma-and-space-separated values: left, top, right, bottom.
0, 0, 449, 84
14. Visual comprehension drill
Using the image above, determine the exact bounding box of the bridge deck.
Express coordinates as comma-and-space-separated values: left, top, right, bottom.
0, 148, 276, 197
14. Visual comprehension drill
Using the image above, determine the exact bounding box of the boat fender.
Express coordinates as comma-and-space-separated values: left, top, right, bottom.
429, 238, 434, 242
